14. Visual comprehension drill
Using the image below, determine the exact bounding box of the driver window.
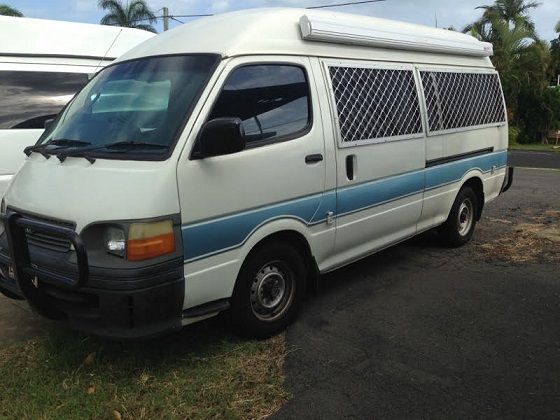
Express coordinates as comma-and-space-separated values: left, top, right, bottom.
208, 64, 311, 146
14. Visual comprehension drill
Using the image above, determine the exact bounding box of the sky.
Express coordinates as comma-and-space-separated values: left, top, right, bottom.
7, 0, 560, 41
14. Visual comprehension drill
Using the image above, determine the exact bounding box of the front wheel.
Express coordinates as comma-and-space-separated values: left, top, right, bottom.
439, 186, 478, 248
230, 241, 306, 338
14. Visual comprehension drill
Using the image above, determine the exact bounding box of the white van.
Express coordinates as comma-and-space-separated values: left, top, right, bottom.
0, 16, 154, 197
0, 9, 513, 339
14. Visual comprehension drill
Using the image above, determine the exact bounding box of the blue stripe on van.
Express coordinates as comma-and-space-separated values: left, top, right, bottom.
337, 169, 425, 217
182, 150, 507, 262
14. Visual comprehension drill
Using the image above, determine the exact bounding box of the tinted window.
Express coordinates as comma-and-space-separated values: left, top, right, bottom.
209, 65, 310, 144
0, 71, 89, 129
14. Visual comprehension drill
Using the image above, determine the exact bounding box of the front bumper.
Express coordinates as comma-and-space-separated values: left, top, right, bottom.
0, 212, 185, 339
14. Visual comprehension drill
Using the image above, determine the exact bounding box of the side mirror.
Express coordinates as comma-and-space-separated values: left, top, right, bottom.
44, 118, 55, 130
196, 118, 245, 158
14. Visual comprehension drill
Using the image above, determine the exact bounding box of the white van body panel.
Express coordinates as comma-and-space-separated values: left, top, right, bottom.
6, 156, 179, 231
119, 8, 493, 68
0, 15, 152, 60
0, 17, 154, 198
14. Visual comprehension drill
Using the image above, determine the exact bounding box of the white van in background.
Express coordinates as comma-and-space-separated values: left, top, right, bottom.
0, 16, 154, 197
0, 9, 513, 339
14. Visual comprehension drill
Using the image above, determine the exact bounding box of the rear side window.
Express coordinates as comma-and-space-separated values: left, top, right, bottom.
420, 70, 506, 133
0, 71, 89, 129
209, 64, 311, 145
328, 65, 423, 144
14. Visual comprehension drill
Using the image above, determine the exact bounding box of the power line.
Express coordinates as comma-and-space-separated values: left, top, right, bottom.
307, 0, 386, 9
129, 0, 388, 27
165, 13, 213, 18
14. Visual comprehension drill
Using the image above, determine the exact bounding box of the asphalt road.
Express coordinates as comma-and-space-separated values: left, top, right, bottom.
509, 150, 560, 169
276, 167, 560, 419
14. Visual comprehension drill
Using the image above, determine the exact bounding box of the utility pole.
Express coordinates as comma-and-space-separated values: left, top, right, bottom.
163, 7, 169, 31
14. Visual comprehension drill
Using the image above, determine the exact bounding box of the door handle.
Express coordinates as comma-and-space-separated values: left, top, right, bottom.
305, 154, 323, 164
346, 154, 355, 180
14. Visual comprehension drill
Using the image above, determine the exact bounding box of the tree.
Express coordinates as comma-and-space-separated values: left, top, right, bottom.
0, 4, 23, 16
464, 0, 560, 143
463, 0, 540, 39
476, 0, 540, 32
98, 0, 157, 33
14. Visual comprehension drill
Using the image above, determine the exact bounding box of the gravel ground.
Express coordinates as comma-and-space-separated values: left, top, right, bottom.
276, 167, 560, 420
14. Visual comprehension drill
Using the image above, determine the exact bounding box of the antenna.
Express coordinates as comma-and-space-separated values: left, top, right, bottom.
95, 28, 123, 72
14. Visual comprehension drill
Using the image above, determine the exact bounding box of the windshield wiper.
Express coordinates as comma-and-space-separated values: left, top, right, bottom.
54, 141, 168, 164
103, 141, 169, 150
24, 139, 92, 158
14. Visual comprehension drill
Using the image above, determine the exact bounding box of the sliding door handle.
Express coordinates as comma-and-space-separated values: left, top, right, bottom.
305, 154, 324, 164
346, 154, 356, 180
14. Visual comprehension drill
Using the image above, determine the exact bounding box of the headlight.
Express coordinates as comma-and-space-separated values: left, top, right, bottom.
103, 220, 175, 261
104, 226, 126, 257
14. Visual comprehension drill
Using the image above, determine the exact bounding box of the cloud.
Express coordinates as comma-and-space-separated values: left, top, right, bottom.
211, 0, 233, 13
74, 0, 98, 13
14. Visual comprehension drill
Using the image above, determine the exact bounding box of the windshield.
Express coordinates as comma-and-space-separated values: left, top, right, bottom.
39, 54, 218, 159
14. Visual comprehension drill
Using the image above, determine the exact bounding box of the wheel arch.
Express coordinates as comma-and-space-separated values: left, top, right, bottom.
461, 175, 485, 220
235, 219, 319, 292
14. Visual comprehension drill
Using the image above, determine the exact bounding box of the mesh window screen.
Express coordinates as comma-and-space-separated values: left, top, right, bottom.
328, 66, 423, 143
421, 71, 505, 133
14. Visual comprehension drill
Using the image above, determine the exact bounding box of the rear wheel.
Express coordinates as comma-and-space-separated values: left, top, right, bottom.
439, 186, 478, 247
230, 241, 306, 337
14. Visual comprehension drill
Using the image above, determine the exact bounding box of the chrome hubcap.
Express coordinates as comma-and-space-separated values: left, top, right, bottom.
457, 198, 474, 236
250, 262, 293, 321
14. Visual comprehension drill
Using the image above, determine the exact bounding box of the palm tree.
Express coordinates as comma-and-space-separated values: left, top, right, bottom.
464, 20, 496, 43
98, 0, 157, 33
0, 4, 23, 16
463, 0, 540, 38
476, 0, 540, 32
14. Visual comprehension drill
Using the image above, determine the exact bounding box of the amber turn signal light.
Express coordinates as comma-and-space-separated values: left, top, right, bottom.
127, 220, 175, 261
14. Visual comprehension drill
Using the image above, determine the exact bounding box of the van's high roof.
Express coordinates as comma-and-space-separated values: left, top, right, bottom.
0, 16, 154, 61
119, 8, 495, 68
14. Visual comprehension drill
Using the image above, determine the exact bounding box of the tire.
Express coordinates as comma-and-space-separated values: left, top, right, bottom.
230, 241, 307, 338
439, 186, 478, 248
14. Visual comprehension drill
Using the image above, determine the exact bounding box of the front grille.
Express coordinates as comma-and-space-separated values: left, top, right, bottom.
10, 210, 76, 252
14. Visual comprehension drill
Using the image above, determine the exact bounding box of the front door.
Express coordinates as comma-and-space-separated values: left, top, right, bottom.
177, 56, 332, 308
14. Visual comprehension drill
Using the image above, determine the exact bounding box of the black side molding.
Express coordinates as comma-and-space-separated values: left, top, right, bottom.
183, 298, 230, 318
426, 147, 494, 168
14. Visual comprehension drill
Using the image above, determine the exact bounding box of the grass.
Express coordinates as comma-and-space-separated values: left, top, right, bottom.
0, 319, 290, 419
509, 143, 560, 152
478, 211, 560, 264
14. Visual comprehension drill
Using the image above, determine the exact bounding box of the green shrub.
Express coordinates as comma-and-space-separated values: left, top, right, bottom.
508, 126, 520, 145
